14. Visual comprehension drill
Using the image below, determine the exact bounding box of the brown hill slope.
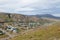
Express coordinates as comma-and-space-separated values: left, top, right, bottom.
10, 21, 60, 40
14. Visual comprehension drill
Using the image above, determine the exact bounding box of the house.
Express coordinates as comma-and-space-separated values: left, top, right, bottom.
6, 25, 18, 33
19, 23, 29, 28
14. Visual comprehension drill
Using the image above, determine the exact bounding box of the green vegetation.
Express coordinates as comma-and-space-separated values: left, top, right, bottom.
10, 22, 60, 40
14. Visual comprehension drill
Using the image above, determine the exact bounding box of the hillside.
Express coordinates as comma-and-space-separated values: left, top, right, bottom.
0, 12, 57, 40
0, 12, 42, 22
10, 21, 60, 40
0, 12, 26, 22
0, 12, 54, 26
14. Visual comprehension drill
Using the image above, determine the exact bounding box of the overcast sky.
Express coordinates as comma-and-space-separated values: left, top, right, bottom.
0, 0, 60, 17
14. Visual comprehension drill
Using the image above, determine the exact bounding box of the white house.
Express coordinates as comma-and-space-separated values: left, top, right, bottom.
6, 25, 18, 33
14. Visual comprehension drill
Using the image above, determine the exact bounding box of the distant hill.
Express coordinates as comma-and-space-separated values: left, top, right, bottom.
28, 14, 60, 19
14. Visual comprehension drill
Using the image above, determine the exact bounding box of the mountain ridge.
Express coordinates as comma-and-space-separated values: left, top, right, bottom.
28, 14, 60, 19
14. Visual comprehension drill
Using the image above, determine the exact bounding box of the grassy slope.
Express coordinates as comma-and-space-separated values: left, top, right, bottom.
10, 22, 60, 40
0, 35, 8, 39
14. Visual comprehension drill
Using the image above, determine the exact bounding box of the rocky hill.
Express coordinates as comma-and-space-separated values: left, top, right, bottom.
0, 12, 42, 22
0, 12, 26, 22
0, 12, 56, 40
0, 12, 54, 27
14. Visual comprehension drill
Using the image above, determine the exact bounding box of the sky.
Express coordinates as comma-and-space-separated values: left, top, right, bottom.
0, 0, 60, 17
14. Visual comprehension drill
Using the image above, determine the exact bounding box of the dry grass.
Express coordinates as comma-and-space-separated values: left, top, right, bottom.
10, 22, 60, 40
0, 34, 8, 39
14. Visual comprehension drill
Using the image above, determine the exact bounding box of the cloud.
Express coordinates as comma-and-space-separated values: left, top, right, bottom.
52, 14, 60, 17
15, 7, 35, 11
0, 0, 60, 16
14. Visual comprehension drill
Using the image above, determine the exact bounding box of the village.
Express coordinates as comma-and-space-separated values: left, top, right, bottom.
0, 22, 40, 35
0, 19, 52, 37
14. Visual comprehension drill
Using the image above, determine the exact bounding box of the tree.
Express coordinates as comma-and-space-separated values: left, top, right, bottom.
8, 14, 11, 18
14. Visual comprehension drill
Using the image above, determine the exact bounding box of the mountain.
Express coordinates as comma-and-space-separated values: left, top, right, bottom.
28, 14, 60, 19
